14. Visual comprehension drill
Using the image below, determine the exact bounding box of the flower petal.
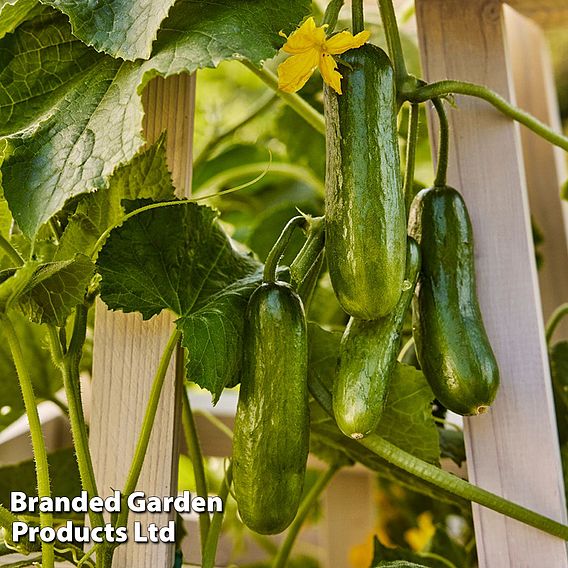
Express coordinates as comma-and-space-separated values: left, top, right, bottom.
325, 30, 370, 54
282, 16, 327, 54
319, 53, 343, 94
278, 50, 319, 93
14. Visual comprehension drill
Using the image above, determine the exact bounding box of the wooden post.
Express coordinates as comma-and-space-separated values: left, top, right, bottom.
415, 1, 568, 566
505, 6, 568, 339
90, 74, 196, 567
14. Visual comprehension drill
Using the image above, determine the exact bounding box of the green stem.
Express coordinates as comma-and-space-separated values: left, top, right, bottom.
3, 315, 54, 568
193, 92, 277, 170
181, 385, 211, 551
351, 0, 364, 34
47, 306, 105, 531
201, 461, 233, 568
546, 303, 568, 345
114, 329, 181, 530
240, 60, 326, 135
377, 0, 409, 89
263, 216, 307, 283
309, 373, 568, 541
322, 0, 345, 31
0, 234, 24, 267
290, 216, 325, 306
432, 98, 450, 187
403, 103, 420, 216
195, 162, 325, 196
407, 80, 568, 152
272, 463, 340, 568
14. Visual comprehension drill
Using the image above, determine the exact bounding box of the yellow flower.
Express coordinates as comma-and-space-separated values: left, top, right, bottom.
277, 16, 370, 94
404, 511, 436, 552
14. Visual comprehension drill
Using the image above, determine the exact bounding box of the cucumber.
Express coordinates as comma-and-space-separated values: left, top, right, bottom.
232, 281, 309, 534
333, 238, 421, 439
324, 43, 406, 320
409, 185, 500, 416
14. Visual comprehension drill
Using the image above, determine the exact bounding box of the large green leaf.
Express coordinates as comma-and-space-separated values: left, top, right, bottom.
0, 313, 61, 433
0, 0, 36, 39
0, 1, 309, 238
54, 136, 175, 261
96, 202, 262, 400
43, 0, 176, 61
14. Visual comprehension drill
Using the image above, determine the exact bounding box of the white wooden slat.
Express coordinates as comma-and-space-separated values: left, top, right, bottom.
90, 74, 196, 567
415, 1, 568, 566
505, 6, 568, 340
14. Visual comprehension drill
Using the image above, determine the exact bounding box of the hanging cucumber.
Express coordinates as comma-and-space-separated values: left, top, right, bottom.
333, 238, 421, 439
324, 43, 406, 320
232, 217, 309, 535
409, 185, 500, 416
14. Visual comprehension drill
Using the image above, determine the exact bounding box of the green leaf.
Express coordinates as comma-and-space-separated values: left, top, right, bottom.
0, 2, 310, 237
17, 255, 94, 325
0, 0, 36, 39
549, 341, 568, 445
55, 136, 175, 261
97, 202, 261, 400
0, 448, 81, 514
43, 0, 177, 61
0, 313, 61, 433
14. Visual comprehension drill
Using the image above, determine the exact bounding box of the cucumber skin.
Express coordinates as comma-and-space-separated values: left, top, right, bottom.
233, 282, 309, 535
333, 238, 421, 439
408, 185, 500, 416
324, 43, 406, 320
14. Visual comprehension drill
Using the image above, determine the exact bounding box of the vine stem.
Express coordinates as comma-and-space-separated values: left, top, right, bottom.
0, 234, 24, 267
432, 98, 449, 187
3, 315, 55, 568
351, 0, 364, 34
47, 306, 105, 531
263, 216, 308, 282
406, 80, 568, 152
322, 0, 345, 32
201, 461, 233, 568
114, 329, 181, 531
309, 375, 568, 541
546, 303, 568, 345
193, 91, 277, 169
377, 0, 409, 90
272, 463, 340, 568
403, 103, 420, 215
240, 60, 326, 135
181, 383, 211, 551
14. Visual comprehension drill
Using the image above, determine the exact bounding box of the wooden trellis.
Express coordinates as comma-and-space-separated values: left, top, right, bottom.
87, 1, 568, 567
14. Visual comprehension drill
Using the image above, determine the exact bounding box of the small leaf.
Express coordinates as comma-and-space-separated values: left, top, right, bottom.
97, 202, 261, 400
438, 428, 466, 467
18, 255, 94, 325
0, 0, 36, 39
371, 536, 446, 568
550, 341, 568, 445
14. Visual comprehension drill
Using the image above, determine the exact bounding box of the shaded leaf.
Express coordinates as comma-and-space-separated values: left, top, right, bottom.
550, 341, 568, 445
438, 428, 466, 467
371, 536, 447, 568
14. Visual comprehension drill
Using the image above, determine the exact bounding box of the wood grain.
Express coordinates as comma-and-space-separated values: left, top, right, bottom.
415, 1, 568, 566
90, 74, 196, 567
505, 6, 568, 340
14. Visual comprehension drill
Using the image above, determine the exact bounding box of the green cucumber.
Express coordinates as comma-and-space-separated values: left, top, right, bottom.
233, 281, 309, 534
333, 238, 421, 439
409, 185, 500, 416
324, 43, 406, 320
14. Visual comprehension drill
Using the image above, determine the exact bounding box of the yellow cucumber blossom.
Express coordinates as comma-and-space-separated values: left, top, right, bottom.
277, 16, 370, 94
